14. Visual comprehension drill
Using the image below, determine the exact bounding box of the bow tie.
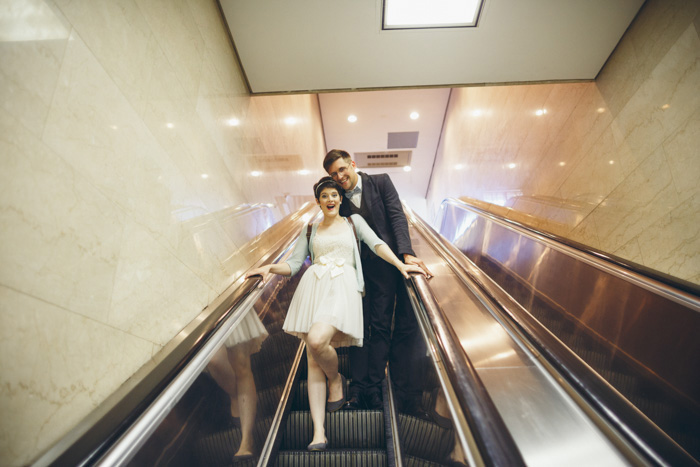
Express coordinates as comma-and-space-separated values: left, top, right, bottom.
345, 186, 361, 199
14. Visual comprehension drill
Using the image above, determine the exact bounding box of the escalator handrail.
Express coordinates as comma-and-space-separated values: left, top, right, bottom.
440, 197, 700, 305
409, 203, 699, 466
32, 204, 317, 467
407, 274, 527, 467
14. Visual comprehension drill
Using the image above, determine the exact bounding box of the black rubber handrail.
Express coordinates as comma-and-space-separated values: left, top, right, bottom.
443, 197, 700, 297
407, 274, 526, 467
412, 203, 699, 466
34, 204, 317, 466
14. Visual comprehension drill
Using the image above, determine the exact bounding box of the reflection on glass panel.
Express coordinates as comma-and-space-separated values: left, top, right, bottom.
391, 338, 466, 465
128, 269, 305, 466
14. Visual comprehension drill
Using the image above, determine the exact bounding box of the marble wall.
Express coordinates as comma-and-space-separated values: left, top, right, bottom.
428, 0, 700, 284
0, 1, 325, 465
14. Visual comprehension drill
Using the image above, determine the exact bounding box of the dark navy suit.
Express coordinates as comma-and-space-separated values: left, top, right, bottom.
340, 172, 421, 403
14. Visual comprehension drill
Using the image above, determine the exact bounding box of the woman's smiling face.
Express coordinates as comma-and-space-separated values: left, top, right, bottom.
317, 187, 342, 216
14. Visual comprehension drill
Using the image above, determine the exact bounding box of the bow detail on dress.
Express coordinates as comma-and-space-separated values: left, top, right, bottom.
314, 256, 346, 279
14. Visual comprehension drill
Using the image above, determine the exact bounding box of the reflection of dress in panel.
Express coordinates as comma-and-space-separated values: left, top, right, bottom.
225, 307, 268, 355
283, 215, 386, 348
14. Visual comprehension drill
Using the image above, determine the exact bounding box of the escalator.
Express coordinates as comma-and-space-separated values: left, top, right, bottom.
31, 200, 699, 466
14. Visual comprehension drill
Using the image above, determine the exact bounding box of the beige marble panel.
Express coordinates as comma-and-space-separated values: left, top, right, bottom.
0, 110, 124, 322
558, 126, 627, 206
108, 219, 214, 345
52, 0, 157, 113
613, 236, 645, 266
591, 146, 680, 254
663, 106, 700, 202
0, 285, 156, 466
613, 23, 700, 176
636, 193, 700, 281
569, 214, 602, 251
135, 0, 205, 99
0, 0, 70, 139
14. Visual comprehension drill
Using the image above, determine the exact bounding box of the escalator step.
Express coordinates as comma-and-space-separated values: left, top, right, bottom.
275, 449, 387, 466
405, 454, 450, 467
194, 417, 272, 466
398, 413, 455, 461
281, 410, 385, 449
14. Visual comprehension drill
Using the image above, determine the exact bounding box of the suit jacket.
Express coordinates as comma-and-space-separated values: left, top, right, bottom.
340, 172, 415, 258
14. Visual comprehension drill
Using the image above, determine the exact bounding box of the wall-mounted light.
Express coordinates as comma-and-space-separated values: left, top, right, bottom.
284, 117, 297, 125
471, 109, 483, 117
251, 171, 262, 177
227, 118, 240, 126
201, 174, 209, 179
166, 122, 174, 128
535, 109, 547, 116
298, 169, 311, 175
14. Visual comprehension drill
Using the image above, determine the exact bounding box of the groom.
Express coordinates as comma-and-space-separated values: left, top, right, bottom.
323, 149, 431, 412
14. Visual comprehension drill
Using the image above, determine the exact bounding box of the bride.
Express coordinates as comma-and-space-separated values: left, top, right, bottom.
246, 176, 424, 451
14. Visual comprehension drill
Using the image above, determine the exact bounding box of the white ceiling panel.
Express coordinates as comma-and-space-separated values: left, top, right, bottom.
219, 0, 644, 93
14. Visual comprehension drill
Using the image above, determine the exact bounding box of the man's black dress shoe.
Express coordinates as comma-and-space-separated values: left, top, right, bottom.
365, 392, 383, 410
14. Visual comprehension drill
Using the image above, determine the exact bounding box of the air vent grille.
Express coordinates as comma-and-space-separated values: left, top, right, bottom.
354, 150, 411, 168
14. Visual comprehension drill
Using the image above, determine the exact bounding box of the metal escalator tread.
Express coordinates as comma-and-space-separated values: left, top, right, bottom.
275, 449, 387, 466
280, 410, 385, 449
194, 417, 272, 465
398, 413, 455, 462
404, 454, 451, 467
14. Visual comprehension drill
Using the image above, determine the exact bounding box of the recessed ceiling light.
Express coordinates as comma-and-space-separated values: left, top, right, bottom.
535, 109, 547, 116
410, 112, 419, 120
298, 169, 310, 175
403, 166, 412, 172
251, 171, 262, 177
166, 122, 174, 129
347, 115, 357, 123
201, 174, 209, 179
227, 118, 240, 126
383, 0, 483, 29
508, 163, 517, 169
284, 117, 297, 125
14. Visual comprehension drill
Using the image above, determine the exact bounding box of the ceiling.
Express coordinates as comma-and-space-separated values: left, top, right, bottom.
219, 0, 644, 207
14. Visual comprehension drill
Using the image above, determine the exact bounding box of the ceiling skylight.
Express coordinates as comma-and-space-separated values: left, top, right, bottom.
383, 0, 484, 30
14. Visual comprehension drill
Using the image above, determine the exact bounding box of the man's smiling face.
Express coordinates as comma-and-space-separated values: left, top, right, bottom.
327, 158, 358, 191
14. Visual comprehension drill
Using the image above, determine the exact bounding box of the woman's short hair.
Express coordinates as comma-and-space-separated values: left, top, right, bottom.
313, 176, 342, 199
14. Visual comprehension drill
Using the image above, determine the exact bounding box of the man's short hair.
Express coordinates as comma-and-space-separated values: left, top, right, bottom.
323, 149, 352, 173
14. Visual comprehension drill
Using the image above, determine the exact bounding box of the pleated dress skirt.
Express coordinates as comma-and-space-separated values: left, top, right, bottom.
283, 261, 363, 348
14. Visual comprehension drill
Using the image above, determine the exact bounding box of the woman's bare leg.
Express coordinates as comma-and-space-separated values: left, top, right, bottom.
229, 346, 257, 457
304, 323, 342, 445
305, 323, 343, 402
207, 347, 239, 417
